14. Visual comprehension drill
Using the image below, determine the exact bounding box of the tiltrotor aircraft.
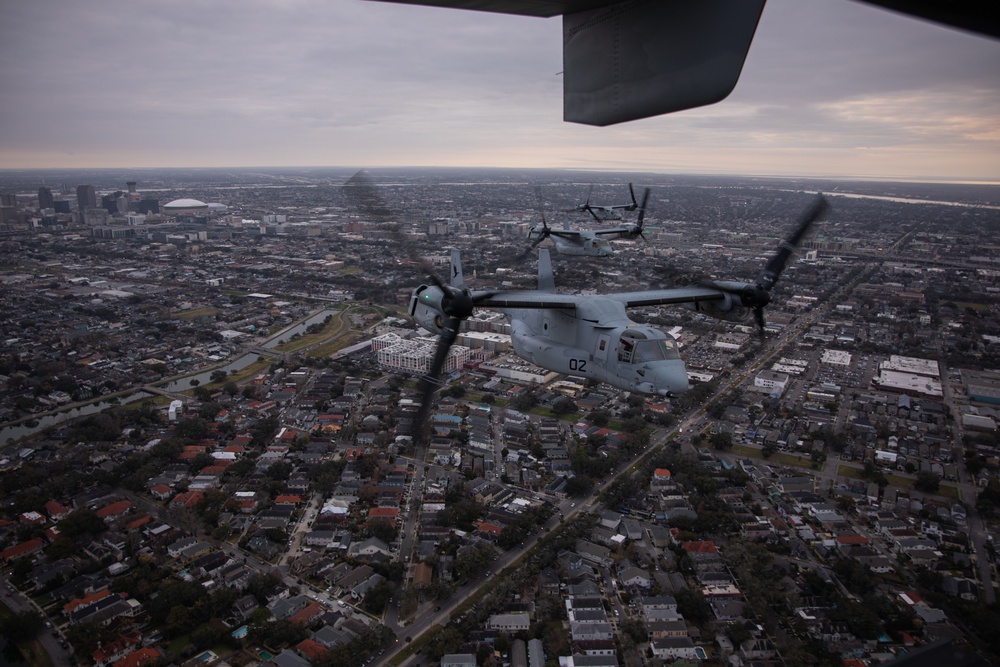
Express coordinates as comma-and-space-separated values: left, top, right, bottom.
525, 186, 650, 257
410, 195, 828, 408
570, 183, 640, 221
342, 171, 825, 439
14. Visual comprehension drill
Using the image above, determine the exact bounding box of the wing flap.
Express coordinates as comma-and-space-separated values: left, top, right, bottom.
611, 286, 726, 309
475, 292, 577, 310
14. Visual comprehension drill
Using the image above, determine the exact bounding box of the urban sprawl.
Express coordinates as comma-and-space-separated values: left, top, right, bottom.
1, 168, 1000, 667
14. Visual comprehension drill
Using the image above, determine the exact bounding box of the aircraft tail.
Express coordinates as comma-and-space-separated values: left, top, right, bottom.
538, 249, 555, 292
449, 249, 464, 287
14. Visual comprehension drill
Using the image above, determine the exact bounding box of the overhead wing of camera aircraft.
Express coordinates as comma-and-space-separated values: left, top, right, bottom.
368, 1, 999, 126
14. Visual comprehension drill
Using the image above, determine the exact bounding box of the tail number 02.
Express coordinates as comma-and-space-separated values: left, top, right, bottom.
569, 359, 587, 372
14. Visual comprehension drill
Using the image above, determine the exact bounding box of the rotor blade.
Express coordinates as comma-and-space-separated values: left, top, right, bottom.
636, 187, 651, 233
757, 194, 828, 291
342, 170, 447, 290
533, 186, 553, 231
628, 183, 638, 209
753, 306, 766, 337
412, 317, 461, 446
342, 170, 393, 221
516, 228, 549, 262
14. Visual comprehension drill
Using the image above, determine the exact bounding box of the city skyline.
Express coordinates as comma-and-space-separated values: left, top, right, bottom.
1, 0, 999, 183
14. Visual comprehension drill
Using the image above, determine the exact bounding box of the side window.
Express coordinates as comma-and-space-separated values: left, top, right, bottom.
617, 338, 634, 363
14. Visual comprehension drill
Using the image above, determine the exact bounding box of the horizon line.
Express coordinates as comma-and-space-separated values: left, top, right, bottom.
1, 165, 999, 187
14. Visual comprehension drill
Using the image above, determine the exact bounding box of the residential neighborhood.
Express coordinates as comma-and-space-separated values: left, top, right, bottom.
2, 168, 1000, 667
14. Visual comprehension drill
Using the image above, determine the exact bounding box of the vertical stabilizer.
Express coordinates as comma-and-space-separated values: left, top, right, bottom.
537, 249, 555, 293
449, 249, 464, 287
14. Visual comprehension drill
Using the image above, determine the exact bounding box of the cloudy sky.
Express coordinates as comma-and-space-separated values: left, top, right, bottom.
2, 0, 998, 182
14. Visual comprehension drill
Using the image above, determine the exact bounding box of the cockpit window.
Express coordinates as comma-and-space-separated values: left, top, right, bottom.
634, 339, 679, 362
617, 332, 679, 364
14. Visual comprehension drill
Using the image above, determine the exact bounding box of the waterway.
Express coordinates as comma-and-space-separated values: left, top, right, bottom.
0, 391, 153, 445
159, 353, 262, 394
809, 190, 1000, 210
261, 309, 337, 348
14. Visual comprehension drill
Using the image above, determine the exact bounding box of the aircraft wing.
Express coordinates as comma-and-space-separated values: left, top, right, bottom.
592, 226, 630, 236
548, 229, 586, 239
607, 285, 727, 309
369, 1, 998, 126
475, 284, 728, 310
369, 0, 766, 126
367, 1, 605, 16
474, 290, 578, 310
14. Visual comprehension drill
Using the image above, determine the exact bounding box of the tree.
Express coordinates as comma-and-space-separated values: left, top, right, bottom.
266, 460, 293, 481
190, 451, 215, 471
915, 471, 940, 493
364, 519, 397, 543
511, 391, 539, 412
587, 409, 611, 427
362, 580, 393, 614
175, 416, 209, 440
551, 396, 577, 416
675, 588, 712, 625
564, 474, 594, 497
453, 543, 498, 581
621, 416, 647, 434
710, 431, 733, 451
58, 508, 107, 538
0, 610, 44, 641
193, 385, 213, 401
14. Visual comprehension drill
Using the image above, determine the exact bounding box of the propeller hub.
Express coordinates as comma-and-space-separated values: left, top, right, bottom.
442, 287, 475, 320
741, 284, 771, 309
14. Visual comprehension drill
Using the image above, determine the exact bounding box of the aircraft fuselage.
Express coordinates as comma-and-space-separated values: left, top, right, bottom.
500, 297, 689, 396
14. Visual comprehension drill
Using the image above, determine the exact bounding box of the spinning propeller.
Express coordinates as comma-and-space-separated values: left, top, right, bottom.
703, 194, 828, 335
343, 171, 491, 445
632, 187, 651, 242
518, 188, 560, 261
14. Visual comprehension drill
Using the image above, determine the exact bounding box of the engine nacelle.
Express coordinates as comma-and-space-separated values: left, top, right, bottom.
684, 291, 751, 323
408, 284, 448, 335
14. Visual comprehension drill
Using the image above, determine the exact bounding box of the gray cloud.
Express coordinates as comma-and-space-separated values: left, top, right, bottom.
1, 0, 997, 180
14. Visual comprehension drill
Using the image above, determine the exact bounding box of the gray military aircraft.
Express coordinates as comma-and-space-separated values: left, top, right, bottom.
409, 195, 828, 413
525, 186, 650, 257
570, 183, 640, 221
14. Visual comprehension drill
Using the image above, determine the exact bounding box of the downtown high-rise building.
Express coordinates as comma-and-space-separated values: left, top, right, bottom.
76, 185, 96, 223
0, 193, 17, 224
38, 187, 54, 209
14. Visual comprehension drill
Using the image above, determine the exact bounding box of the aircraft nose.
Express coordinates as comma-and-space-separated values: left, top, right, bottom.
652, 361, 689, 394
